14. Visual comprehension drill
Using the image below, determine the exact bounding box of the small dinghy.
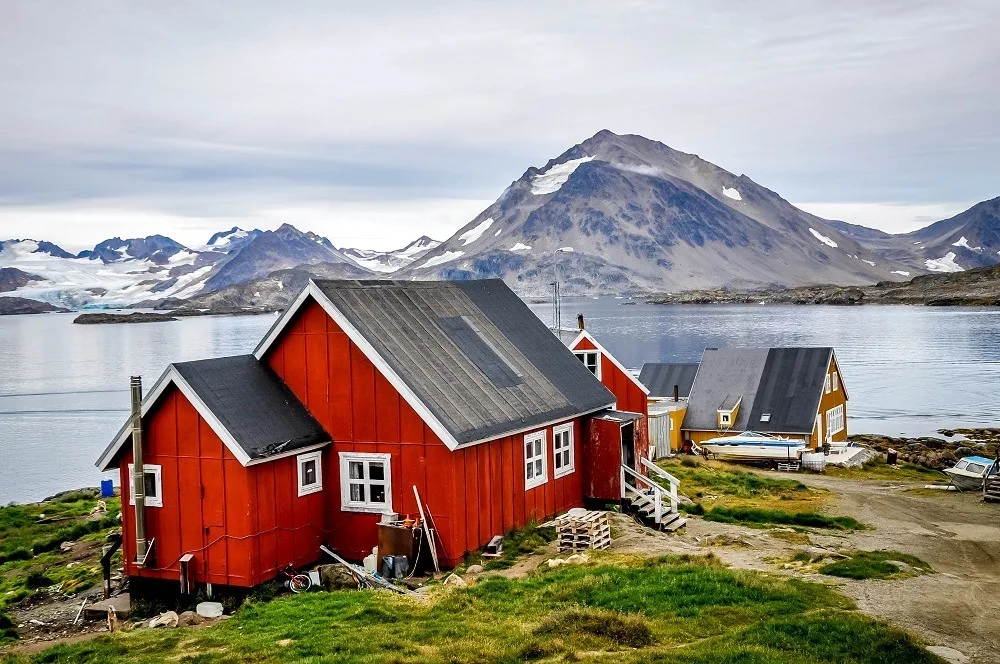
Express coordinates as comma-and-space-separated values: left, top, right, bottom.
701, 431, 807, 462
943, 456, 999, 491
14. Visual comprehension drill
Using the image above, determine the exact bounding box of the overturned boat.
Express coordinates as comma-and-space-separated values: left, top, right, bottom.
701, 431, 807, 462
943, 456, 999, 491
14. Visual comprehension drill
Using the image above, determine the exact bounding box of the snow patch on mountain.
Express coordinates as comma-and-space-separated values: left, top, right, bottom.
459, 218, 494, 246
722, 187, 742, 201
510, 243, 531, 252
344, 236, 441, 272
809, 228, 839, 248
421, 250, 464, 268
531, 156, 594, 195
952, 236, 982, 251
925, 252, 964, 273
862, 259, 876, 266
558, 247, 574, 252
892, 270, 911, 276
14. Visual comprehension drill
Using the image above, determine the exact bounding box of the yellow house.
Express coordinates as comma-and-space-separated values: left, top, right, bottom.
639, 362, 698, 456
679, 347, 847, 449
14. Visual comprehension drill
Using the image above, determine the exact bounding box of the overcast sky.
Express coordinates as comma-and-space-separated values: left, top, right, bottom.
0, 1, 997, 251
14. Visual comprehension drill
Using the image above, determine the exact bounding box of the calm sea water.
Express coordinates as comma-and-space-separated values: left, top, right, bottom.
2, 301, 999, 504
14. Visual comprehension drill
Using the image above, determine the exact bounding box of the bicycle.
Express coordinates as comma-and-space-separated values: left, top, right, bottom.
278, 565, 313, 593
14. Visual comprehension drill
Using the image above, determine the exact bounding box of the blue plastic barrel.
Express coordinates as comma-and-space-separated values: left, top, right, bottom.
100, 479, 115, 498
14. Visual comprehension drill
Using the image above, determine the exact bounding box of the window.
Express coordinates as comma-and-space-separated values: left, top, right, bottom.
831, 372, 839, 392
825, 374, 832, 394
760, 413, 771, 423
574, 351, 600, 379
825, 405, 845, 436
553, 424, 574, 478
339, 452, 392, 513
721, 413, 731, 424
524, 431, 548, 490
297, 451, 323, 497
127, 464, 163, 508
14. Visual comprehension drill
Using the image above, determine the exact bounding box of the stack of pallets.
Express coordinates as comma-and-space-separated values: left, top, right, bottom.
555, 510, 611, 553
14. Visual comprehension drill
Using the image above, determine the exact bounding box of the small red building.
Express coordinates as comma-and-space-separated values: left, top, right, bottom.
558, 325, 651, 503
98, 279, 662, 590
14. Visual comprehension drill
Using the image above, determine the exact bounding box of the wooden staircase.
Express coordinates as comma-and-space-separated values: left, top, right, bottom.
984, 462, 1000, 503
621, 458, 687, 532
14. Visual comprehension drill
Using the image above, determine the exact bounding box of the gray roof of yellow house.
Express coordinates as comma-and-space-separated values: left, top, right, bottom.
640, 363, 700, 399
682, 347, 836, 434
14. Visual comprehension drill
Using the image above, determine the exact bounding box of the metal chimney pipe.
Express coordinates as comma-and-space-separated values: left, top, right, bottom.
673, 384, 679, 402
130, 376, 148, 566
577, 314, 585, 330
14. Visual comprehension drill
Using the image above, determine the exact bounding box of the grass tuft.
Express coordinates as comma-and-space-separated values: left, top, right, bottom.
820, 550, 933, 580
536, 608, 655, 648
703, 506, 864, 530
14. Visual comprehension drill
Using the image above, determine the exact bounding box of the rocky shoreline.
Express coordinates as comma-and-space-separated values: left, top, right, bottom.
849, 428, 1000, 470
648, 264, 1000, 306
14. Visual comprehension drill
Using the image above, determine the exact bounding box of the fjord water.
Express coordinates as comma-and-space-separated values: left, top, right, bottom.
2, 301, 1000, 504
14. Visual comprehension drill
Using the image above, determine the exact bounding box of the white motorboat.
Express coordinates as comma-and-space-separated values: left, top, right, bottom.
943, 456, 999, 491
701, 431, 807, 462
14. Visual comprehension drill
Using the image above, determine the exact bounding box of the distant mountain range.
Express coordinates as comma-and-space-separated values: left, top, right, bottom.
2, 129, 998, 310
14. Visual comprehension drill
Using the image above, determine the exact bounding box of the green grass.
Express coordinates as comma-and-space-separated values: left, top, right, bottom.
0, 491, 122, 642
703, 506, 864, 530
460, 520, 556, 571
820, 550, 933, 580
0, 554, 941, 663
658, 458, 810, 500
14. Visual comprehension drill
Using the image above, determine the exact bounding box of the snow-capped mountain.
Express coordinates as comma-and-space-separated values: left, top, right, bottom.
343, 236, 441, 273
0, 224, 373, 309
402, 130, 917, 293
830, 197, 1000, 274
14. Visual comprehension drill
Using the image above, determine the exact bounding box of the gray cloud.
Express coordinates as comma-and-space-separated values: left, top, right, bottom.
0, 0, 997, 247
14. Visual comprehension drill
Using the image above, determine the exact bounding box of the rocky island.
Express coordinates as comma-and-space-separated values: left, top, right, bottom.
0, 296, 69, 315
73, 311, 178, 324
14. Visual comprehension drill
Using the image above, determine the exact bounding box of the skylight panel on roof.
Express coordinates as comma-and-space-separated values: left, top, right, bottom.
438, 316, 524, 388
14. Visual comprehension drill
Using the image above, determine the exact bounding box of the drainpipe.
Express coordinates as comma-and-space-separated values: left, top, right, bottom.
577, 314, 585, 330
130, 376, 148, 566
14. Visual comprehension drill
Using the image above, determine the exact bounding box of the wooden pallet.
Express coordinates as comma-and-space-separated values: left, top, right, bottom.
776, 462, 801, 472
984, 477, 1000, 503
555, 510, 611, 552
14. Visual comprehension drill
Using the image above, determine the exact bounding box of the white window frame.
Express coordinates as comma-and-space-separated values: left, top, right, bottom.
127, 464, 163, 508
524, 431, 548, 490
552, 423, 575, 479
831, 372, 839, 392
720, 412, 731, 424
297, 451, 324, 497
339, 452, 392, 513
825, 374, 832, 394
826, 405, 845, 436
573, 351, 601, 380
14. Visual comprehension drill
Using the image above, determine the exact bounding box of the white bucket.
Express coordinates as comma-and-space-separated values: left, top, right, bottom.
800, 452, 826, 472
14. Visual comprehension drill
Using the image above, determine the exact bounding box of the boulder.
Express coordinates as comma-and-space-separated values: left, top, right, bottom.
177, 611, 205, 627
954, 447, 975, 458
319, 564, 359, 590
195, 602, 224, 619
547, 558, 566, 568
148, 611, 179, 629
941, 450, 958, 463
443, 574, 467, 587
565, 554, 589, 565
465, 564, 485, 576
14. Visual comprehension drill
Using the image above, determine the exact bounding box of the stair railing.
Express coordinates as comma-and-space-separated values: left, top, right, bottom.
621, 464, 667, 524
641, 457, 680, 514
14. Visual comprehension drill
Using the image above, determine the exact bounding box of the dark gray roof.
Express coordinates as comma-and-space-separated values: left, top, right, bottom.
682, 347, 835, 434
312, 279, 615, 445
639, 363, 700, 398
173, 355, 329, 459
553, 328, 582, 347
682, 348, 769, 432
748, 348, 833, 434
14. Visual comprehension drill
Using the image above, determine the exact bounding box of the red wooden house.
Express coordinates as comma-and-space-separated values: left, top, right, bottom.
98, 279, 678, 592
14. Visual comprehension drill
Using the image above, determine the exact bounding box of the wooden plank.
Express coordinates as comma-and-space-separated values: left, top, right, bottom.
350, 343, 377, 442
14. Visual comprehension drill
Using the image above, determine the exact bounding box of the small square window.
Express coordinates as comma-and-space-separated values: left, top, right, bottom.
574, 351, 601, 379
760, 413, 771, 423
340, 452, 393, 513
297, 451, 323, 497
128, 464, 163, 508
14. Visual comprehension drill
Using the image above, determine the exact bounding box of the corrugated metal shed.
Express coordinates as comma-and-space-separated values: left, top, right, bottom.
639, 363, 700, 399
172, 355, 329, 459
313, 279, 615, 445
